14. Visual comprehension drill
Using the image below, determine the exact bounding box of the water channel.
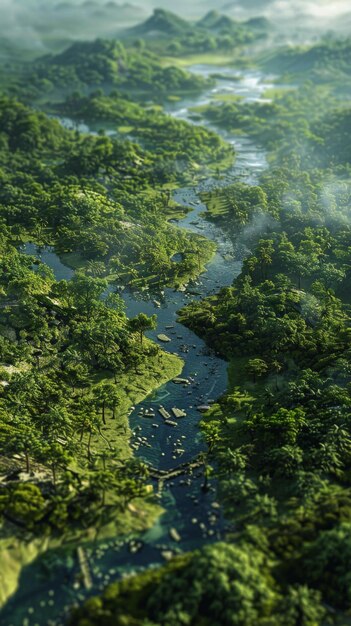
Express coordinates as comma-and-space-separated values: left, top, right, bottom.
1, 66, 272, 626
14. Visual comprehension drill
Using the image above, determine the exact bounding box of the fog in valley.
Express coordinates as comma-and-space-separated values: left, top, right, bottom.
0, 0, 350, 58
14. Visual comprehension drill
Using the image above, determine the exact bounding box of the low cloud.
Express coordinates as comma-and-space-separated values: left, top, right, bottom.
0, 0, 349, 57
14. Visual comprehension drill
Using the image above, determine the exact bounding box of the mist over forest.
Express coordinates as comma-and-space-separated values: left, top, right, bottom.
0, 0, 350, 56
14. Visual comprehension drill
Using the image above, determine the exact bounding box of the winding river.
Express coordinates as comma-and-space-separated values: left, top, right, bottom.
1, 66, 272, 626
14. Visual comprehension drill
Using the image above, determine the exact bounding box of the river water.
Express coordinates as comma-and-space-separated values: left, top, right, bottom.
1, 66, 271, 626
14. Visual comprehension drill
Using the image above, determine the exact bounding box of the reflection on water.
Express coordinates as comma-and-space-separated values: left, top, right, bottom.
24, 244, 75, 281
2, 67, 270, 626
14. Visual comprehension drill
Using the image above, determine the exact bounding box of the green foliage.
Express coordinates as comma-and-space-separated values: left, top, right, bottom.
55, 91, 233, 170
0, 95, 218, 289
71, 542, 278, 626
197, 80, 351, 168
175, 33, 351, 626
126, 9, 267, 58
25, 38, 211, 98
302, 524, 351, 609
263, 38, 351, 84
1, 16, 351, 626
0, 483, 46, 528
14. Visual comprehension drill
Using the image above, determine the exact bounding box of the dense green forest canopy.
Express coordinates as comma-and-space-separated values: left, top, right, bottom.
194, 74, 351, 168
262, 37, 351, 83
0, 94, 226, 289
1, 8, 351, 626
72, 29, 351, 626
12, 38, 213, 101
124, 8, 270, 56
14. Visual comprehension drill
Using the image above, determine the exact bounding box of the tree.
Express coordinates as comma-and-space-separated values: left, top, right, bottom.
148, 542, 277, 626
88, 466, 114, 507
256, 239, 274, 280
68, 273, 108, 316
0, 483, 46, 529
303, 523, 351, 609
41, 405, 72, 442
41, 441, 71, 486
128, 313, 157, 347
246, 407, 307, 449
93, 381, 116, 426
279, 586, 326, 626
245, 358, 268, 383
0, 413, 42, 473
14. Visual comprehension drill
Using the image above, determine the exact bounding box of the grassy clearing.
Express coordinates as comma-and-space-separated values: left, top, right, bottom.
0, 535, 51, 608
161, 54, 238, 68
262, 87, 296, 100
87, 345, 183, 464
211, 93, 244, 103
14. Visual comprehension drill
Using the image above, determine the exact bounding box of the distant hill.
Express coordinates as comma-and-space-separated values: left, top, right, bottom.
263, 39, 351, 81
126, 7, 271, 46
197, 10, 236, 31
245, 16, 271, 31
197, 10, 271, 34
128, 9, 191, 37
28, 38, 212, 95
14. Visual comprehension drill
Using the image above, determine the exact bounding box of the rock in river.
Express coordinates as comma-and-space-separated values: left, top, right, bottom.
157, 334, 171, 343
169, 528, 181, 542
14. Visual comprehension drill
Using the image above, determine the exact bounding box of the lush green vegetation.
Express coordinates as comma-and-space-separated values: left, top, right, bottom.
0, 232, 182, 535
15, 38, 213, 102
0, 22, 240, 584
0, 95, 223, 290
0, 32, 232, 546
262, 37, 351, 84
55, 90, 234, 173
194, 76, 351, 168
125, 9, 270, 58
72, 34, 351, 626
2, 10, 351, 626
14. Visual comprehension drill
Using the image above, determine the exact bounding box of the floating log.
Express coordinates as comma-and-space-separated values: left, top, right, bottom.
165, 420, 178, 427
77, 547, 92, 590
147, 456, 205, 483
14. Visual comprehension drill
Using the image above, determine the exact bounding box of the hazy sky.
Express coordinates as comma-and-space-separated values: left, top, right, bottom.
132, 0, 350, 20
0, 0, 349, 55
